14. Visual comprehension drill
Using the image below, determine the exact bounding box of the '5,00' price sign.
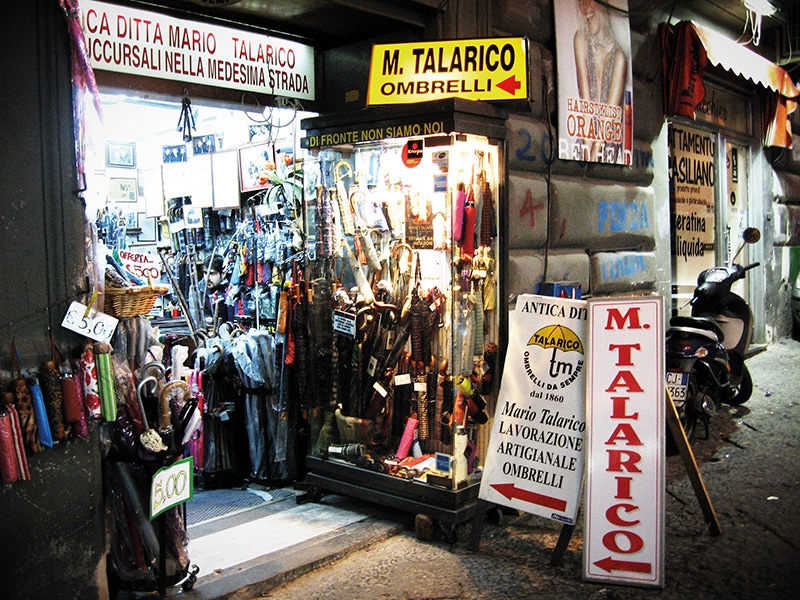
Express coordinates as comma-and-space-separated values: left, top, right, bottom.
150, 457, 194, 520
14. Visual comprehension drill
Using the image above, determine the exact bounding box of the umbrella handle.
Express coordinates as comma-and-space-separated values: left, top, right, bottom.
136, 376, 158, 430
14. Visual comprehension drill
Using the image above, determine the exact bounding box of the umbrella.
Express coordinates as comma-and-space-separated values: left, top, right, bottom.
528, 324, 584, 378
231, 332, 271, 481
136, 378, 167, 453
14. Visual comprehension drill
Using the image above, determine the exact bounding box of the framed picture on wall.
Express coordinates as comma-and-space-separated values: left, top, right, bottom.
107, 141, 136, 168
137, 212, 158, 243
108, 177, 138, 202
163, 144, 188, 163
212, 150, 241, 209
238, 143, 273, 192
192, 134, 216, 155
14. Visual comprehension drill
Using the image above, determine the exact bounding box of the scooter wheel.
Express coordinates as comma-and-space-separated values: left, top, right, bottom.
727, 364, 752, 405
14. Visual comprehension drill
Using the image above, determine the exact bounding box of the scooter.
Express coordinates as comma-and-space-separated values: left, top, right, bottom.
665, 227, 761, 443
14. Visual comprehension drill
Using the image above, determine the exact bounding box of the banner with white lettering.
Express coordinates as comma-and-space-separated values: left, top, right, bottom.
584, 296, 664, 588
479, 294, 587, 524
82, 1, 315, 100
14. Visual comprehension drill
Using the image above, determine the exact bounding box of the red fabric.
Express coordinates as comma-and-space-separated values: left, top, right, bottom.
62, 374, 83, 423
0, 412, 20, 484
661, 21, 797, 149
461, 204, 477, 261
70, 371, 89, 438
8, 404, 30, 481
660, 22, 707, 119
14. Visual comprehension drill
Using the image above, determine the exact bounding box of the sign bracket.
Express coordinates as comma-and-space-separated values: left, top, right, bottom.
549, 523, 576, 566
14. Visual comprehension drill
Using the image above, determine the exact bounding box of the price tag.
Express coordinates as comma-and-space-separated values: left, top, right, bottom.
367, 355, 378, 376
61, 301, 118, 342
394, 373, 411, 386
150, 456, 194, 520
333, 309, 356, 337
117, 249, 161, 282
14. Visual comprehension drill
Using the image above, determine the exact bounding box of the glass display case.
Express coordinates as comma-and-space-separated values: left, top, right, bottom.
297, 100, 507, 532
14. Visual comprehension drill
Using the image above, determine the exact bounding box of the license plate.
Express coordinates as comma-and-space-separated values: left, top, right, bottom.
666, 371, 689, 402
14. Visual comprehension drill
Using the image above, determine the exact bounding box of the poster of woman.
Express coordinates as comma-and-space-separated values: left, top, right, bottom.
554, 0, 633, 165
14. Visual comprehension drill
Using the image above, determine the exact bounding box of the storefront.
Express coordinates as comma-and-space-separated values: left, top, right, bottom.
661, 19, 800, 342
76, 1, 329, 592
2, 2, 799, 599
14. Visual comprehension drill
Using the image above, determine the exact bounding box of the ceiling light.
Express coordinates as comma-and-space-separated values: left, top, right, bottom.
743, 0, 777, 18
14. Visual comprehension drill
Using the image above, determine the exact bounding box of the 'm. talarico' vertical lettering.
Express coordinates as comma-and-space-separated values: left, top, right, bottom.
602, 325, 644, 555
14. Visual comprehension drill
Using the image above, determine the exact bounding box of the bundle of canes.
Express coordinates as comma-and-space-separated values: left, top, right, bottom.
414, 361, 429, 441
408, 258, 429, 366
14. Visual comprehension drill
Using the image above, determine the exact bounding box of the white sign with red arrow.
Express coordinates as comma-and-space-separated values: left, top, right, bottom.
584, 296, 665, 588
478, 294, 588, 524
367, 37, 529, 105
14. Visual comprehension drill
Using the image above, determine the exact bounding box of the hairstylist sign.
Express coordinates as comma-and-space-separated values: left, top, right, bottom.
553, 0, 633, 165
81, 0, 315, 101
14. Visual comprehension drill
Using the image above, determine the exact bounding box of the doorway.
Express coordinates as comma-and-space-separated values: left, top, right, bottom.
88, 91, 320, 593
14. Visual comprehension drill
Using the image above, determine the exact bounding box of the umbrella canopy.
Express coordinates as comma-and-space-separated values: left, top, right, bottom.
527, 325, 583, 354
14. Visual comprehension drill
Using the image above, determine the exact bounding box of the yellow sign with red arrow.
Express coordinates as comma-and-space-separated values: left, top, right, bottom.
367, 37, 529, 105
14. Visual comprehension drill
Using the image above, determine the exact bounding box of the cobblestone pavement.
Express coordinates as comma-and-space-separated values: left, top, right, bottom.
245, 338, 800, 600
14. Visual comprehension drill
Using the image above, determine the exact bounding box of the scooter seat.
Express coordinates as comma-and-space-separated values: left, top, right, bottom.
669, 316, 725, 343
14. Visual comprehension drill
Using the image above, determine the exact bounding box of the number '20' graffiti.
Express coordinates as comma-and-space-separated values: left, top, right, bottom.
514, 127, 653, 168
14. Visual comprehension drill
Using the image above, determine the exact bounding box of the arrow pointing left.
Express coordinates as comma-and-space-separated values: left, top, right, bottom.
496, 75, 522, 96
490, 483, 567, 511
593, 556, 653, 574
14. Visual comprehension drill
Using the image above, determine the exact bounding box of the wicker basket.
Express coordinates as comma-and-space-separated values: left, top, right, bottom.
104, 282, 170, 318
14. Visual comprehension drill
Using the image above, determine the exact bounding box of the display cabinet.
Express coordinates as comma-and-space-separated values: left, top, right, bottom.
298, 100, 507, 536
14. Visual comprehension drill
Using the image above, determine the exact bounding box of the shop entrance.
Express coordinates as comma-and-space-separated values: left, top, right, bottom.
88, 91, 325, 592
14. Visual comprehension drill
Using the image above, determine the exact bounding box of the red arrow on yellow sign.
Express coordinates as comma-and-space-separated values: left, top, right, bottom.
367, 37, 529, 105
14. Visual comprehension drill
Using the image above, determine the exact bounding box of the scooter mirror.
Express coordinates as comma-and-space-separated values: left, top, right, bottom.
731, 227, 761, 264
743, 227, 761, 244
